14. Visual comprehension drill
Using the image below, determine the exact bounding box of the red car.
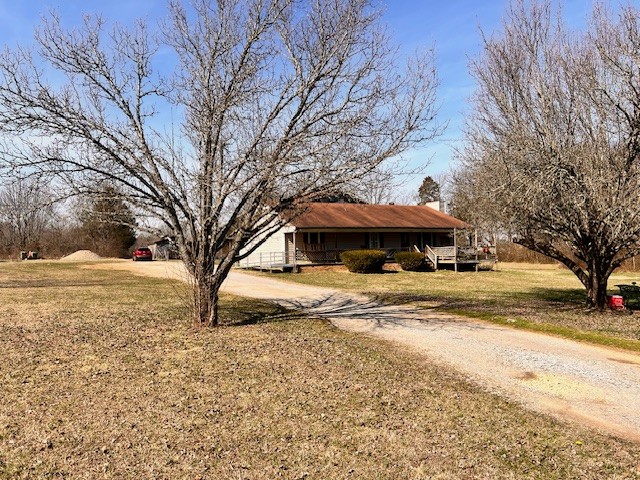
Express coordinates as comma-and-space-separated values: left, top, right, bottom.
132, 246, 153, 261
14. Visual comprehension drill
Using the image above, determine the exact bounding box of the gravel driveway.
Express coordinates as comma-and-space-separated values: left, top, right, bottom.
94, 261, 640, 442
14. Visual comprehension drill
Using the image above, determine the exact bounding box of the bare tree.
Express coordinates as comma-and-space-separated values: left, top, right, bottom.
353, 164, 402, 204
449, 154, 510, 246
0, 179, 54, 253
0, 0, 441, 325
460, 0, 640, 309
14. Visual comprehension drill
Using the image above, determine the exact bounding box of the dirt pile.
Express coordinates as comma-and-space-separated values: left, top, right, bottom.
59, 250, 102, 262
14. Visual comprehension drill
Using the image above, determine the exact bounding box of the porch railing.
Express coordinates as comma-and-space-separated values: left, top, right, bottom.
237, 245, 495, 270
296, 249, 343, 263
424, 245, 438, 269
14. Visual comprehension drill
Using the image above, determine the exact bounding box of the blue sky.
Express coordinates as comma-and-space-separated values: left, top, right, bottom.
0, 0, 593, 193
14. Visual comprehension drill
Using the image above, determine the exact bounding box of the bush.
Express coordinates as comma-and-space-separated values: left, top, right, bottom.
340, 249, 386, 273
394, 251, 427, 271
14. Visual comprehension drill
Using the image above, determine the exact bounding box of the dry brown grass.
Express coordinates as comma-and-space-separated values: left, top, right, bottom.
1, 261, 640, 478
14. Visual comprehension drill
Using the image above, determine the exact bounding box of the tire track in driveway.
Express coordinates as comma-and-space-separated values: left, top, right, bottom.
94, 261, 640, 442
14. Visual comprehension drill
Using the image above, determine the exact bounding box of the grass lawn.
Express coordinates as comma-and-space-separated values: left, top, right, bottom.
272, 263, 640, 348
1, 261, 640, 478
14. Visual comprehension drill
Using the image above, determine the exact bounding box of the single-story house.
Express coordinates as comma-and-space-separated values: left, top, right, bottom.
239, 203, 479, 270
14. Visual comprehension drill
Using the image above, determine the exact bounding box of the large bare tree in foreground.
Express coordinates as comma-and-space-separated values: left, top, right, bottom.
458, 0, 640, 309
0, 0, 441, 325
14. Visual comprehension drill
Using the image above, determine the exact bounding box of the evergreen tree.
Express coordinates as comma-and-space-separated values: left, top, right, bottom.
417, 176, 440, 204
79, 187, 136, 257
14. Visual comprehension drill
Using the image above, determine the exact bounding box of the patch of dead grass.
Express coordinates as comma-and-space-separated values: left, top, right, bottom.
1, 262, 639, 478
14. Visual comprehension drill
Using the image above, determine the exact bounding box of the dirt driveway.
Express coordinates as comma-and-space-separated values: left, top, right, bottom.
92, 260, 640, 442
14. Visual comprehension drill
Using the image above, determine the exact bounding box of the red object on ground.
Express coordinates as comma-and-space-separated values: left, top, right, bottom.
608, 295, 625, 310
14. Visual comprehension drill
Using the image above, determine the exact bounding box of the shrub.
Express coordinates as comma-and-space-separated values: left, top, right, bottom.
394, 251, 427, 271
340, 249, 386, 273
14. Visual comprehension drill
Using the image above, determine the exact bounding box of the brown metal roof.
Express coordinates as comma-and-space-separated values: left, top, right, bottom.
290, 203, 467, 230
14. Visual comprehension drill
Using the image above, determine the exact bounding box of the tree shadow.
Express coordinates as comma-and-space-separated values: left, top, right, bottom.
364, 288, 594, 320
221, 302, 303, 326
525, 287, 586, 304
367, 292, 443, 306
273, 292, 498, 332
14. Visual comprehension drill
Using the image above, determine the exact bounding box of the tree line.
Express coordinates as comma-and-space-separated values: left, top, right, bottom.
0, 180, 137, 258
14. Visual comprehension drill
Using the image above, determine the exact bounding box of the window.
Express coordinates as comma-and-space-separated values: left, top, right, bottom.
367, 233, 384, 249
303, 232, 325, 244
400, 232, 410, 248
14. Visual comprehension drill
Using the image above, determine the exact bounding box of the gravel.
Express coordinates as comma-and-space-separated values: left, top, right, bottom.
59, 250, 102, 261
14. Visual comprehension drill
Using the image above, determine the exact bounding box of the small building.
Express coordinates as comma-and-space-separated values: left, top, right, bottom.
238, 203, 484, 271
148, 236, 179, 260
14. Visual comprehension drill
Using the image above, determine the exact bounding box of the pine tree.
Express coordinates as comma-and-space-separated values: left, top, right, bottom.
417, 176, 440, 204
79, 187, 136, 257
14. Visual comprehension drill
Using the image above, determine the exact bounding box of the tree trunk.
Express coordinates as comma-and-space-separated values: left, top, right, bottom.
190, 252, 237, 327
193, 272, 219, 327
584, 257, 612, 310
585, 274, 609, 310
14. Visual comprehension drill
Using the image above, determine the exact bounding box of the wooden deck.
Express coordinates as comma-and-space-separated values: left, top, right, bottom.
425, 245, 497, 271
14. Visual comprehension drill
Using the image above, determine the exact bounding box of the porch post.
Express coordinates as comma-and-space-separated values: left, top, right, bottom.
454, 227, 458, 273
475, 228, 479, 272
292, 230, 297, 272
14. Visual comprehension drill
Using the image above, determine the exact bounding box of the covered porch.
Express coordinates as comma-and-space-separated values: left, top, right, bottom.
288, 229, 455, 264
288, 228, 497, 270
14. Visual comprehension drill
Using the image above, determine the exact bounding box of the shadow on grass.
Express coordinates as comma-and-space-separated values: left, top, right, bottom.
274, 293, 499, 332
367, 288, 590, 317
343, 270, 399, 274
369, 292, 439, 305
526, 287, 586, 304
0, 280, 119, 289
220, 301, 302, 327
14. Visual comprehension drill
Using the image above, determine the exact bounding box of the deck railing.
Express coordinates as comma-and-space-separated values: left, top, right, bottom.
296, 249, 343, 263
431, 246, 480, 260
237, 251, 296, 270
432, 246, 456, 260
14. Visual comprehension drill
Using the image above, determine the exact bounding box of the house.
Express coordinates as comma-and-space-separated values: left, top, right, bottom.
239, 203, 482, 271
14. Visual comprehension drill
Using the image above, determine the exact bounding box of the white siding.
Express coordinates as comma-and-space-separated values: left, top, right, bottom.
239, 225, 294, 267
